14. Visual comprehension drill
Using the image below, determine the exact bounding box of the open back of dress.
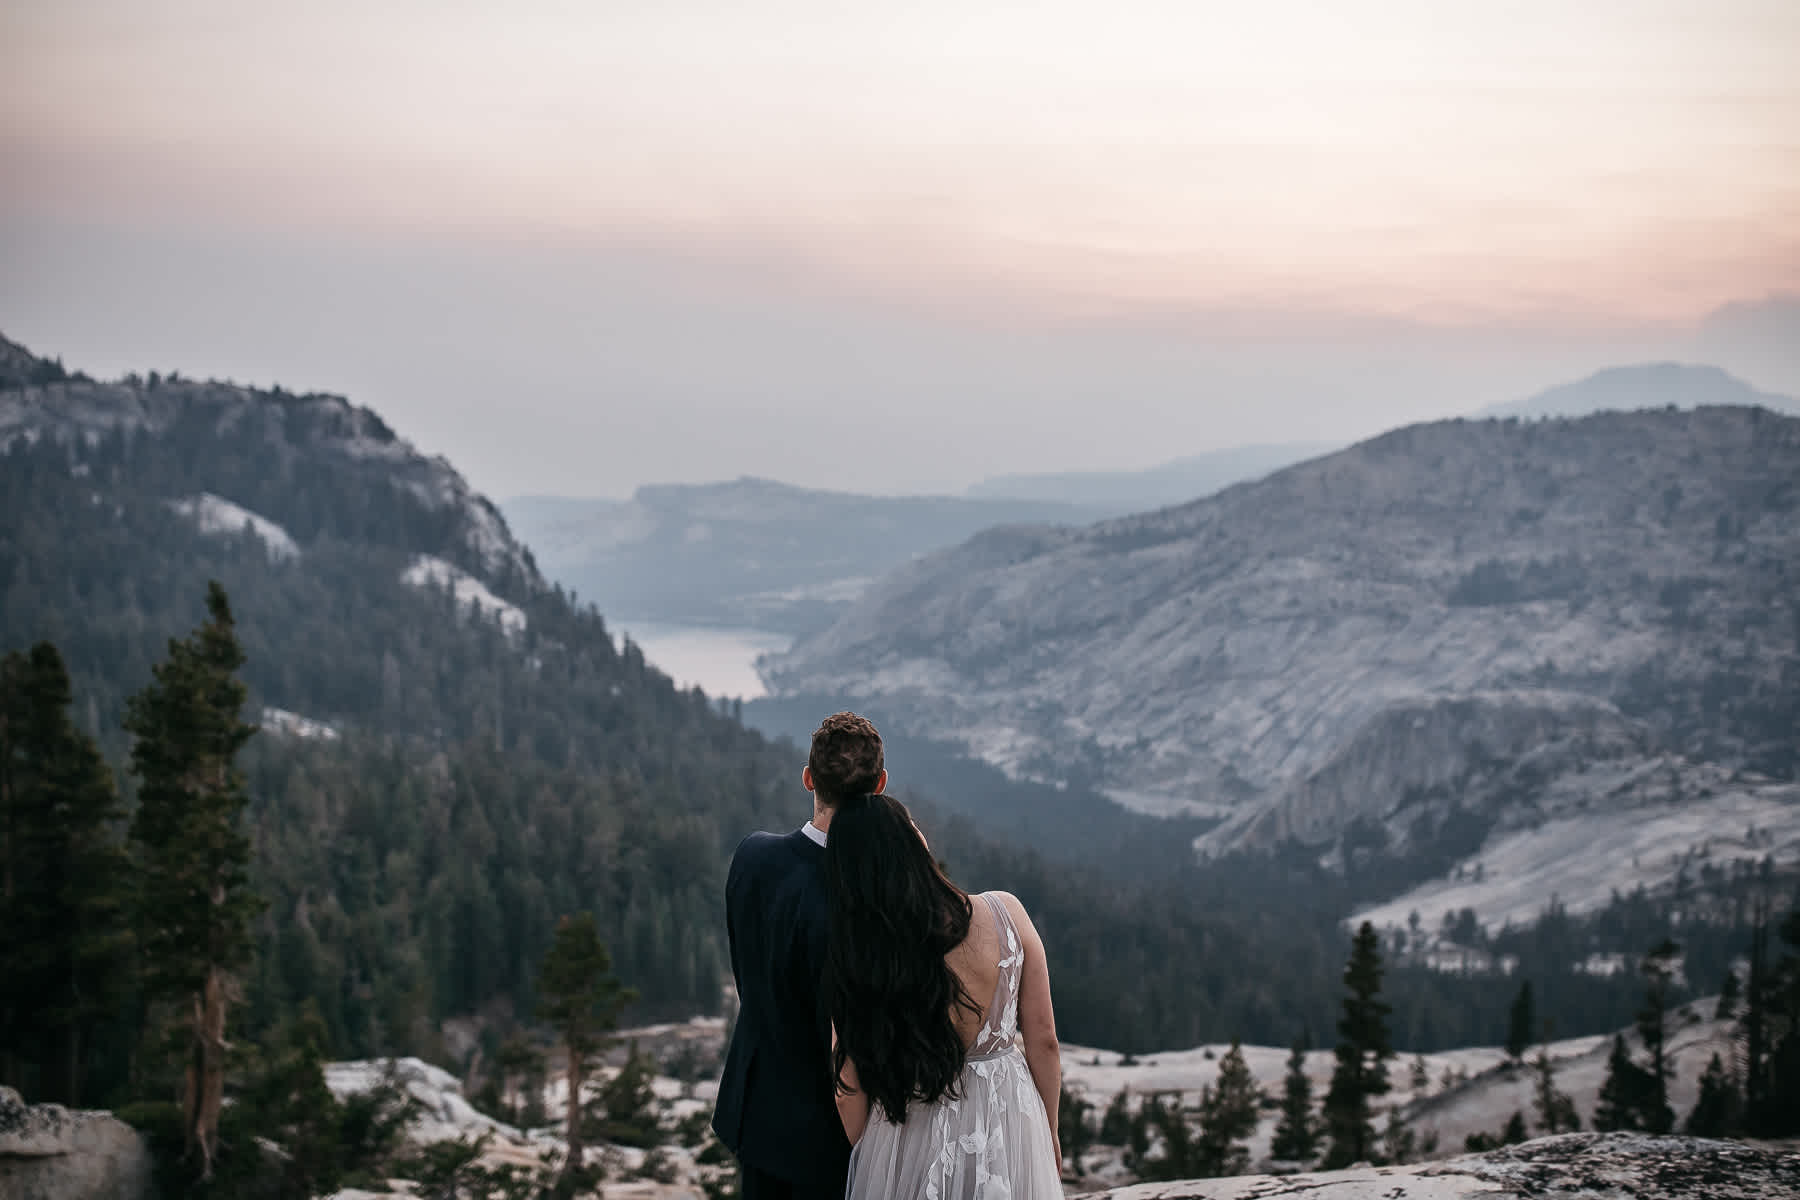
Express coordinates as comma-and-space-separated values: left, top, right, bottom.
844, 893, 1062, 1200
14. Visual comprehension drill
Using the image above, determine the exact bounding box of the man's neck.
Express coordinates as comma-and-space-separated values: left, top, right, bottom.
810, 798, 834, 834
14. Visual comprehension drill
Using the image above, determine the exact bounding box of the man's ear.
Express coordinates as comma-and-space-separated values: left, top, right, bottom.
875, 768, 888, 794
802, 765, 816, 793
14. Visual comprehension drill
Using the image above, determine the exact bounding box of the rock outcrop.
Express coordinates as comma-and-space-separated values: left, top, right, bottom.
1085, 1133, 1800, 1199
0, 1086, 154, 1200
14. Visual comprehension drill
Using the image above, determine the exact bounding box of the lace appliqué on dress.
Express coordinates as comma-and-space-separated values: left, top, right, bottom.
847, 893, 1059, 1200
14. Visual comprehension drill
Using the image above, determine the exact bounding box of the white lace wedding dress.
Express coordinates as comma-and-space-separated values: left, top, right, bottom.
844, 893, 1062, 1200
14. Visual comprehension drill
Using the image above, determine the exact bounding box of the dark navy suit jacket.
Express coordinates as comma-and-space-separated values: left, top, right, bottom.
711, 828, 852, 1191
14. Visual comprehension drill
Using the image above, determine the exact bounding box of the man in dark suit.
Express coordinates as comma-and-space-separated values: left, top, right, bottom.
713, 712, 886, 1200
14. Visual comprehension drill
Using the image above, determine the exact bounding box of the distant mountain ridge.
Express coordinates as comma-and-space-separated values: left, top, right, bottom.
1481, 362, 1797, 420
763, 406, 1800, 921
505, 478, 1104, 634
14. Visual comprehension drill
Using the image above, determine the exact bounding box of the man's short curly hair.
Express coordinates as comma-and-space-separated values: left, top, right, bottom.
808, 711, 884, 805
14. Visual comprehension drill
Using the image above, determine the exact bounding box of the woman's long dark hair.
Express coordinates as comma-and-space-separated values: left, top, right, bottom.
824, 793, 977, 1124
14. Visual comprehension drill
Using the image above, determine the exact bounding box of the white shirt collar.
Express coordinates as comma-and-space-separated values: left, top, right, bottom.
801, 820, 827, 847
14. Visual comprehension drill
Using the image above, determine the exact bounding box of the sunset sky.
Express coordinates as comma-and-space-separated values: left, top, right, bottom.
3, 0, 1797, 495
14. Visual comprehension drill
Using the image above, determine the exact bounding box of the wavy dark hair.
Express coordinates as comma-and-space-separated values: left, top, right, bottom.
824, 793, 977, 1124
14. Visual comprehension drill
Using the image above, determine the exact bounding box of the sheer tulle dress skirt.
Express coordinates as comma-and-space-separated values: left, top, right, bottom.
844, 1045, 1062, 1200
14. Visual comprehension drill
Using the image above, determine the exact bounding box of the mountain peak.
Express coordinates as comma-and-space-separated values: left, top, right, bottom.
1482, 362, 1796, 420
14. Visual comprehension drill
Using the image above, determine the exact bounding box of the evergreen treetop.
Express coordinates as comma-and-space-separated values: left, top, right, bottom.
0, 641, 133, 1105
124, 582, 264, 1180
1270, 1034, 1317, 1162
537, 911, 634, 1199
1322, 922, 1393, 1169
128, 581, 262, 998
1505, 979, 1536, 1062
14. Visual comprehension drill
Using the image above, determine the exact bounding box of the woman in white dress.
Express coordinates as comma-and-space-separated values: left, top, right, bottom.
823, 793, 1063, 1199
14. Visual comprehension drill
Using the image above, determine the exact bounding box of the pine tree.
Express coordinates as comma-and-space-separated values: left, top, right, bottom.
1195, 1040, 1259, 1176
1499, 1110, 1528, 1145
597, 1041, 662, 1148
1715, 967, 1740, 1021
1323, 922, 1393, 1168
1742, 903, 1774, 1133
1270, 1035, 1318, 1162
1136, 1092, 1198, 1180
125, 584, 263, 1179
1099, 1089, 1133, 1146
1684, 1052, 1740, 1137
0, 643, 132, 1105
1530, 1041, 1579, 1134
537, 911, 633, 1198
1593, 1034, 1651, 1131
1744, 907, 1800, 1137
1505, 980, 1536, 1063
1634, 940, 1679, 1134
494, 1036, 546, 1127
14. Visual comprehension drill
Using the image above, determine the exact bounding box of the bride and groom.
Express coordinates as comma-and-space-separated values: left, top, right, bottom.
711, 713, 1064, 1199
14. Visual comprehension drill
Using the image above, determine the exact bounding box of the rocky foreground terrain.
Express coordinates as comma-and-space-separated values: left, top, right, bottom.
1087, 1134, 1799, 1199
3, 1005, 1783, 1198
764, 407, 1800, 930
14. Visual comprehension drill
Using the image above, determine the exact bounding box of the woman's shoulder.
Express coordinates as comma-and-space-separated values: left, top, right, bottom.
975, 890, 1031, 924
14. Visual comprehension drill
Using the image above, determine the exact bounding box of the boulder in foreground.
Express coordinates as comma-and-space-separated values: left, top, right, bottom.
0, 1086, 153, 1200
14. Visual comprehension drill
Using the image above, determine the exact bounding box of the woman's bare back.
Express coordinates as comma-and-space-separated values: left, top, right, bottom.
945, 891, 1006, 1050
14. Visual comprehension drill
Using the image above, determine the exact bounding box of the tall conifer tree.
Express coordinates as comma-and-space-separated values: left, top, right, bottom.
1744, 909, 1800, 1136
1505, 980, 1536, 1063
1195, 1039, 1259, 1176
1684, 1052, 1740, 1136
126, 583, 263, 1179
1270, 1034, 1317, 1162
536, 911, 633, 1199
0, 642, 132, 1104
1323, 922, 1393, 1168
1593, 1034, 1651, 1131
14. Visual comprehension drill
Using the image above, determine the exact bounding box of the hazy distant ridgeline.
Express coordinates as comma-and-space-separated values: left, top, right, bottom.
505, 480, 1105, 635
763, 408, 1800, 890
1481, 362, 1800, 421
505, 445, 1348, 637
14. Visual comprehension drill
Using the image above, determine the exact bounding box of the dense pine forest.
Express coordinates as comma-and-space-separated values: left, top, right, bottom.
4, 336, 1798, 1192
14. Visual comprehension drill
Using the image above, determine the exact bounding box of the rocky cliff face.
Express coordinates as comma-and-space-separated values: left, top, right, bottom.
763, 409, 1800, 879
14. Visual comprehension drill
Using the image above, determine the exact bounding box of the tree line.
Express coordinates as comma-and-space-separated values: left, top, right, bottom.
1057, 914, 1800, 1181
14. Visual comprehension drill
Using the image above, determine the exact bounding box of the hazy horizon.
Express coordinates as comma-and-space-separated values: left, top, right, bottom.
4, 1, 1797, 499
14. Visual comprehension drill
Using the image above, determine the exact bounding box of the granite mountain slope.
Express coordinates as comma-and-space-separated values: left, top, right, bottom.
763, 408, 1800, 886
